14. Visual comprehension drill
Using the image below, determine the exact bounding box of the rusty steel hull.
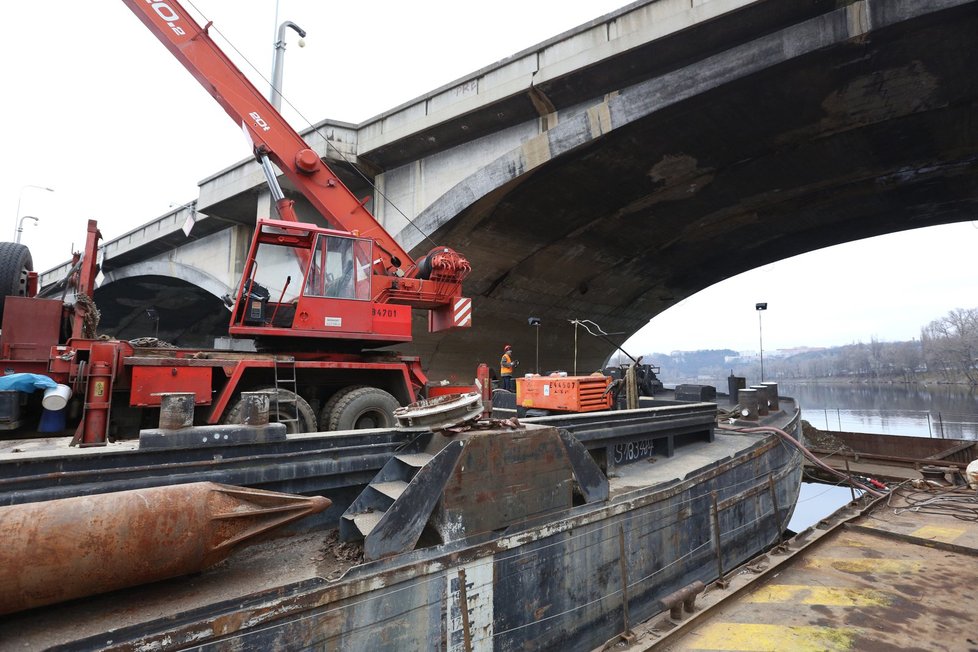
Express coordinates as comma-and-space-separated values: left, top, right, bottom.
39, 409, 803, 651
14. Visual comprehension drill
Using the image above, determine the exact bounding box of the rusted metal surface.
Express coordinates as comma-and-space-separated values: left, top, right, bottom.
638, 484, 978, 651
157, 392, 195, 429
0, 482, 329, 614
556, 426, 609, 502
393, 392, 483, 430
803, 424, 978, 483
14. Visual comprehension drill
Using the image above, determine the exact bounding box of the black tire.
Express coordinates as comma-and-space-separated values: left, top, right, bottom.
222, 386, 317, 434
327, 387, 399, 431
318, 385, 368, 427
0, 242, 33, 322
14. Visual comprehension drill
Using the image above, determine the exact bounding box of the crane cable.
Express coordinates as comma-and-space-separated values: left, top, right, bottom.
183, 1, 439, 251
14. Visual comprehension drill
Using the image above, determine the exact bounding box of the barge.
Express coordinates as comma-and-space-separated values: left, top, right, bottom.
0, 393, 803, 650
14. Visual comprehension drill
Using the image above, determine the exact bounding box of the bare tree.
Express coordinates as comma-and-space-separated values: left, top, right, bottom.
921, 308, 978, 385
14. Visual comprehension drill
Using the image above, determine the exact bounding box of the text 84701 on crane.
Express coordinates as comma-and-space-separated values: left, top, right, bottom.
0, 0, 472, 443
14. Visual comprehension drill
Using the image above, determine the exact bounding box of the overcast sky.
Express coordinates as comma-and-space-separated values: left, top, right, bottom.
3, 1, 976, 355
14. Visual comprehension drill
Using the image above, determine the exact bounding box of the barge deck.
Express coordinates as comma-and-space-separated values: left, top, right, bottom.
619, 425, 978, 651
632, 483, 978, 651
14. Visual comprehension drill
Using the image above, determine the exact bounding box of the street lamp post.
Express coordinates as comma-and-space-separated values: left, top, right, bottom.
270, 20, 307, 110
756, 302, 768, 382
15, 216, 39, 244
528, 317, 542, 374
15, 185, 53, 240
146, 308, 160, 340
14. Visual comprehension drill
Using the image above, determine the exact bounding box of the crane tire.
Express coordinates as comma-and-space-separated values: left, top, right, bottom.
318, 385, 368, 428
327, 386, 399, 431
222, 386, 317, 434
0, 242, 33, 322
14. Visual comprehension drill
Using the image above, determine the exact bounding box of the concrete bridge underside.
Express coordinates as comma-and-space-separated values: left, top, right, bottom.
410, 0, 978, 378
92, 0, 978, 381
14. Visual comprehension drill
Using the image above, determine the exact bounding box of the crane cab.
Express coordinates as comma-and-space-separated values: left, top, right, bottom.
228, 219, 412, 345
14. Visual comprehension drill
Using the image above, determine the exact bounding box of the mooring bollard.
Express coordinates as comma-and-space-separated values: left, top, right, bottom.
761, 382, 779, 410
158, 393, 195, 430
238, 392, 271, 426
750, 385, 770, 416
737, 388, 759, 420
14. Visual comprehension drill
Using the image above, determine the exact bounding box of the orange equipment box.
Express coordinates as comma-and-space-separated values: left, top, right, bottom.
516, 375, 613, 413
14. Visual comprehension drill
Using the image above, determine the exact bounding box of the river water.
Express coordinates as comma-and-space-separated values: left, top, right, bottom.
771, 382, 978, 531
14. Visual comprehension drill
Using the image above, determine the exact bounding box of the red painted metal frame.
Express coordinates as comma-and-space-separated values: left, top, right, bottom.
71, 220, 102, 340
207, 358, 424, 425
130, 366, 213, 406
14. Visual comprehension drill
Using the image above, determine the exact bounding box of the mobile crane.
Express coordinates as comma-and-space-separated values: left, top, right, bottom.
0, 0, 471, 443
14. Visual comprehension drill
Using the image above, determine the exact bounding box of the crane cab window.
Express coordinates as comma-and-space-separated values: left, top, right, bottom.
304, 234, 371, 300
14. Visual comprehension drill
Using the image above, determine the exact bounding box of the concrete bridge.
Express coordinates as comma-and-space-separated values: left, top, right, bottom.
43, 0, 978, 379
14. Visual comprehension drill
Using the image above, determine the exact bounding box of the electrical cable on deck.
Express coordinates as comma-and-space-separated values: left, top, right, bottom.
718, 424, 885, 498
888, 483, 978, 521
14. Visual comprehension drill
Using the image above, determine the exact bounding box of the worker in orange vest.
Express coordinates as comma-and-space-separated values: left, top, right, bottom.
500, 344, 518, 392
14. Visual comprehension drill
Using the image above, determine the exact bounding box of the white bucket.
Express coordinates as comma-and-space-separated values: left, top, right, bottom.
42, 384, 72, 411
967, 459, 978, 491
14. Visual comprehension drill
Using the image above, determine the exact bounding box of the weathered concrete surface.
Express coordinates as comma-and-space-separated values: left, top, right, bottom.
409, 0, 978, 379
51, 0, 978, 381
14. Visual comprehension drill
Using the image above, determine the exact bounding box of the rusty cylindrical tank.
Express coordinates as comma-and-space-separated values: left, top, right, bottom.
0, 482, 330, 615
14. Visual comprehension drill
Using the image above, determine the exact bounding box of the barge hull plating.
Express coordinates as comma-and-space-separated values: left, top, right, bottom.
47, 424, 801, 651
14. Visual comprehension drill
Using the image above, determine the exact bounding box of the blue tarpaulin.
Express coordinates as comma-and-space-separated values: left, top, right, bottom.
0, 373, 58, 393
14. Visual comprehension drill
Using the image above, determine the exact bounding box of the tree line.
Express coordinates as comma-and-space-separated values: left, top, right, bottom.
629, 307, 978, 385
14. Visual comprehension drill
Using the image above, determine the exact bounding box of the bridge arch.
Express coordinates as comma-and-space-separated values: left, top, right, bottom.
96, 262, 232, 347
396, 0, 978, 377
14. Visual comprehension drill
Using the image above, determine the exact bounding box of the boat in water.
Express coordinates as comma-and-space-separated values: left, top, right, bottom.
0, 387, 803, 650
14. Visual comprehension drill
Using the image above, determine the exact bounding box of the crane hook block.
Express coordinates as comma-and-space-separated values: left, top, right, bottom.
295, 148, 320, 174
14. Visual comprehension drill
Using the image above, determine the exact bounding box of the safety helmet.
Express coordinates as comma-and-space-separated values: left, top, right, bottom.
504, 344, 512, 351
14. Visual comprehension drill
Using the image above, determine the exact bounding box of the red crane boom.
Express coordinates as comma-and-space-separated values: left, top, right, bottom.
122, 0, 471, 334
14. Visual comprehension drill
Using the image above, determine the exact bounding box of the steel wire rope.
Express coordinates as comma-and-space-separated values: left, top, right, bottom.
719, 505, 777, 542
887, 484, 978, 522
799, 439, 864, 490
489, 503, 779, 643
798, 474, 862, 501
487, 539, 717, 642
182, 1, 440, 253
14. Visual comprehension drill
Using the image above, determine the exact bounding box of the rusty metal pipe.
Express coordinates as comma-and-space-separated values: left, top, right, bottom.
0, 482, 330, 615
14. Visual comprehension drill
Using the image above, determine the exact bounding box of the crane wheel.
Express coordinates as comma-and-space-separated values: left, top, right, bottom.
318, 385, 369, 429
0, 242, 33, 322
223, 387, 317, 434
326, 387, 399, 431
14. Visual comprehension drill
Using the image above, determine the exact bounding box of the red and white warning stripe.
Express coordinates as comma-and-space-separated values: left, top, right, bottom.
454, 298, 472, 327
